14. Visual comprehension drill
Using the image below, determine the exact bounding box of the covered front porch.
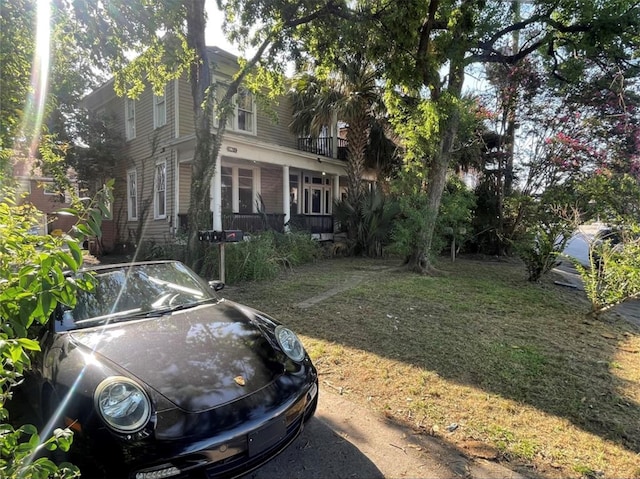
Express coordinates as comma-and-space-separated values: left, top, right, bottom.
172, 133, 347, 239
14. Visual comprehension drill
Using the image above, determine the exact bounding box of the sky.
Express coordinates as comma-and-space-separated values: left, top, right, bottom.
204, 1, 241, 55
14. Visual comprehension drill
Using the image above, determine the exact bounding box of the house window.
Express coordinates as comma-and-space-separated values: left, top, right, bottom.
221, 166, 233, 212
154, 161, 166, 219
153, 90, 166, 128
238, 168, 253, 213
213, 83, 234, 130
289, 174, 299, 214
236, 87, 254, 133
212, 81, 256, 134
125, 98, 136, 140
220, 166, 257, 213
127, 169, 138, 220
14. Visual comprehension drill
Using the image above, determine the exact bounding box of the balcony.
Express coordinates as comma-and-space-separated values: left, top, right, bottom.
297, 137, 347, 160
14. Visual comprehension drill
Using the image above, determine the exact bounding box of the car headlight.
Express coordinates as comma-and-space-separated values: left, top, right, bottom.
94, 377, 151, 433
275, 325, 305, 362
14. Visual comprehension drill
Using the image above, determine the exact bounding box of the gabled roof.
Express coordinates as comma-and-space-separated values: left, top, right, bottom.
82, 46, 240, 110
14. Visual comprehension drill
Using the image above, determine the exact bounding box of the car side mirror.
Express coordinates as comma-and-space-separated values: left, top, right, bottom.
209, 280, 225, 292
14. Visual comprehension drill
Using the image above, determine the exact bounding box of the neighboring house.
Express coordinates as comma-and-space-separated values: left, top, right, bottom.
82, 47, 368, 250
12, 157, 78, 236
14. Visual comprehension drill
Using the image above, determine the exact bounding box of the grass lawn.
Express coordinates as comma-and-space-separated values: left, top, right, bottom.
224, 256, 640, 479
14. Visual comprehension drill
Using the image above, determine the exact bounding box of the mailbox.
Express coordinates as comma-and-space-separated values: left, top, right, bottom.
198, 230, 243, 243
222, 230, 243, 242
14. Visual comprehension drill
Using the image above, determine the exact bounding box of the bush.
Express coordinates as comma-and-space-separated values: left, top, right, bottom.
135, 236, 188, 263
1, 184, 111, 479
198, 231, 321, 284
577, 225, 640, 315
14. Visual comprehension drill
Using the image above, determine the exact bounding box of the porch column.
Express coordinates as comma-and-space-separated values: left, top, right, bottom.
174, 156, 179, 235
211, 155, 222, 231
333, 174, 340, 204
331, 110, 338, 158
282, 165, 290, 232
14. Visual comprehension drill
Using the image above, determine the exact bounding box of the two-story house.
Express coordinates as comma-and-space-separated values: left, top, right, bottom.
82, 47, 366, 252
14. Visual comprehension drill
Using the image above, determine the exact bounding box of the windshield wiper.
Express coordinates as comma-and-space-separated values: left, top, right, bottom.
144, 298, 219, 316
74, 308, 143, 326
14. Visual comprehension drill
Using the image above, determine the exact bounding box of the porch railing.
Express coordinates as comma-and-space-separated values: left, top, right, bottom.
289, 215, 334, 234
297, 137, 348, 160
223, 213, 286, 233
178, 213, 334, 235
178, 213, 285, 233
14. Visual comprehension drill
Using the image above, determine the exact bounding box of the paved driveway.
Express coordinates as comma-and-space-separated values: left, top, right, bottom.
244, 385, 530, 479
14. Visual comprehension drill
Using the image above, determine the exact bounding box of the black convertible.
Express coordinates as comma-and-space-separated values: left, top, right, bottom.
20, 260, 318, 478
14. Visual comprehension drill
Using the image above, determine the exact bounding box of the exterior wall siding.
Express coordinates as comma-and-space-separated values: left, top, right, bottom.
259, 166, 283, 213
92, 80, 179, 246
255, 98, 298, 149
179, 163, 192, 214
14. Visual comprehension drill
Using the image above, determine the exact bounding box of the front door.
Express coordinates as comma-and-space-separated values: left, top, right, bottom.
303, 175, 331, 215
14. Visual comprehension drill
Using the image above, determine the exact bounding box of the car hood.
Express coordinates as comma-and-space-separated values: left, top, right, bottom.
67, 300, 284, 413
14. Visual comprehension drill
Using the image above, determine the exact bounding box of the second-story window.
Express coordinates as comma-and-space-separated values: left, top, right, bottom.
154, 161, 166, 219
127, 169, 138, 221
153, 90, 166, 128
125, 98, 136, 140
236, 87, 254, 133
212, 81, 256, 135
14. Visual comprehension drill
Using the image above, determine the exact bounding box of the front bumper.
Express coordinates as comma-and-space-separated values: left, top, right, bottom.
131, 379, 318, 479
65, 363, 319, 479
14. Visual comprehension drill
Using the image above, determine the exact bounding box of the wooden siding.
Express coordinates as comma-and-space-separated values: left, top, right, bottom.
177, 76, 194, 138
95, 81, 178, 245
175, 59, 298, 150
259, 166, 283, 213
82, 48, 343, 247
178, 163, 192, 214
255, 97, 298, 149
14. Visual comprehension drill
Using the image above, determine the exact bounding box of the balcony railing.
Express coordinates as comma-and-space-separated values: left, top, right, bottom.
297, 137, 348, 160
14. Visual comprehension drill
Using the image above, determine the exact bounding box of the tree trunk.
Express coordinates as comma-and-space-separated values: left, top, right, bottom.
185, 0, 213, 271
346, 113, 368, 204
406, 58, 465, 274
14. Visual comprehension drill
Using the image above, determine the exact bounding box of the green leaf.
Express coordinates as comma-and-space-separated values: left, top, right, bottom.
17, 338, 40, 351
55, 250, 79, 272
56, 207, 79, 216
66, 241, 83, 266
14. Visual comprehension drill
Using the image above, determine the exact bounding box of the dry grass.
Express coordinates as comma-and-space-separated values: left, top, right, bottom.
224, 256, 640, 479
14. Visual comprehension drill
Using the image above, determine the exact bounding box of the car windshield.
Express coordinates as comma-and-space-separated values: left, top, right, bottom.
56, 261, 217, 332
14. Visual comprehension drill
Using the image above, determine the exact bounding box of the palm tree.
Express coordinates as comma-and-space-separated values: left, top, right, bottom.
288, 54, 387, 205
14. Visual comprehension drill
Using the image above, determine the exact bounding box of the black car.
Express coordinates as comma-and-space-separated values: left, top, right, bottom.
19, 260, 318, 478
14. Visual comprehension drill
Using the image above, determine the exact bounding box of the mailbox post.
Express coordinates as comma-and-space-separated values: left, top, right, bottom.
198, 230, 244, 283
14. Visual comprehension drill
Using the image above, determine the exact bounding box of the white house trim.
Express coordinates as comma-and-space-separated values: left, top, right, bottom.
282, 165, 290, 231
212, 155, 222, 231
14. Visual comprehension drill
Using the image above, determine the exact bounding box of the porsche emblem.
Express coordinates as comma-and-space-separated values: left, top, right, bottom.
234, 376, 246, 386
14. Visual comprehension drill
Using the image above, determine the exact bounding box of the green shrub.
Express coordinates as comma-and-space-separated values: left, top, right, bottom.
577, 225, 640, 315
198, 231, 320, 284
135, 236, 188, 263
1, 183, 111, 479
